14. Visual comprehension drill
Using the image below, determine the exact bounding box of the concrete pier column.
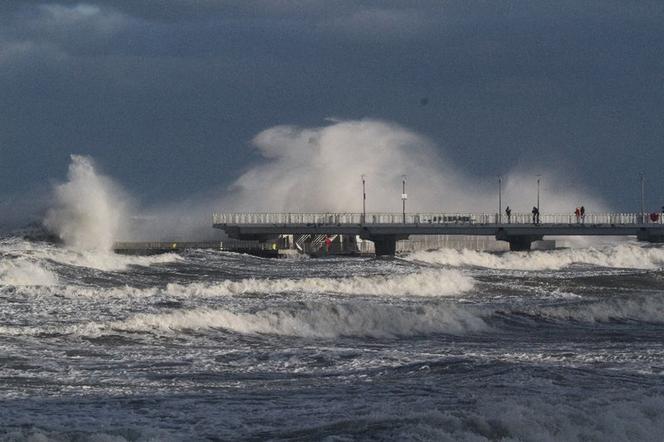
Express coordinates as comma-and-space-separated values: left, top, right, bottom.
637, 229, 664, 243
371, 235, 398, 256
496, 232, 543, 251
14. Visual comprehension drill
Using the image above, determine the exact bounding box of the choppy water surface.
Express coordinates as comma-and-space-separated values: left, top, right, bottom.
1, 238, 663, 441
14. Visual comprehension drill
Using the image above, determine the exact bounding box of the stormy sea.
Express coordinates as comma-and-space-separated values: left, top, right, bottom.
1, 237, 663, 441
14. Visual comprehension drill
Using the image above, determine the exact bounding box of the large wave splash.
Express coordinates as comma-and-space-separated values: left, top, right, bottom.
44, 155, 128, 252
223, 119, 604, 214
81, 302, 488, 339
409, 243, 664, 271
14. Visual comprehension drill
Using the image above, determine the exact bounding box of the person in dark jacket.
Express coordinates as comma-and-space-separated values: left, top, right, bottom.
532, 206, 540, 225
505, 206, 511, 223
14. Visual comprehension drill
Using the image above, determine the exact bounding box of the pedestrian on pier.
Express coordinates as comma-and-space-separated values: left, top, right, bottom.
580, 206, 585, 224
532, 206, 540, 225
575, 207, 581, 223
505, 206, 511, 223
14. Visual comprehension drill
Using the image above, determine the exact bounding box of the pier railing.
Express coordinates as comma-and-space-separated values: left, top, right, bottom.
213, 212, 659, 226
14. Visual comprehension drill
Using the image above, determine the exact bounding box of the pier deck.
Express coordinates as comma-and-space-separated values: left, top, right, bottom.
213, 212, 664, 255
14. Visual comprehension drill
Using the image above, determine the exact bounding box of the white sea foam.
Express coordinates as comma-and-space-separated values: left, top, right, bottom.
48, 249, 180, 272
165, 269, 474, 298
5, 267, 472, 300
409, 243, 664, 271
83, 302, 488, 338
0, 237, 180, 273
0, 259, 58, 286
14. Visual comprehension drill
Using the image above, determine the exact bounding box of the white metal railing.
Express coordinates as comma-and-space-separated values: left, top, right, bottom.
212, 212, 663, 226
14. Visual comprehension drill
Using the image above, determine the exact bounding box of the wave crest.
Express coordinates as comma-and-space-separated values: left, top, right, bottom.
409, 243, 664, 271
85, 302, 488, 338
165, 269, 474, 298
0, 259, 58, 286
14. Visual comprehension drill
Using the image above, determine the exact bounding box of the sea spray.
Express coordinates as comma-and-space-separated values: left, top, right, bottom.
44, 155, 128, 252
222, 119, 605, 213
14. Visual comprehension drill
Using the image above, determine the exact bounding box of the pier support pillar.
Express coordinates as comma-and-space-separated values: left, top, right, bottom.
496, 232, 543, 251
359, 233, 409, 256
637, 229, 664, 243
371, 235, 398, 256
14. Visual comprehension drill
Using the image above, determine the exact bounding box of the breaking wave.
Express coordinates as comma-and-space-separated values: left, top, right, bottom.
0, 264, 471, 300
84, 302, 488, 338
164, 269, 474, 298
48, 249, 180, 272
409, 243, 664, 271
0, 259, 58, 286
0, 237, 180, 274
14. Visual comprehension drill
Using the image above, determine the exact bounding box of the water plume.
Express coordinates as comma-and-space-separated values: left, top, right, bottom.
222, 119, 605, 215
44, 155, 128, 252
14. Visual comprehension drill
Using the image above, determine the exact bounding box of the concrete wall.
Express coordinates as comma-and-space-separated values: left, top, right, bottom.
354, 235, 511, 254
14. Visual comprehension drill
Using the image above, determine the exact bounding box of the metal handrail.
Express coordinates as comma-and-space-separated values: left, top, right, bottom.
212, 212, 662, 226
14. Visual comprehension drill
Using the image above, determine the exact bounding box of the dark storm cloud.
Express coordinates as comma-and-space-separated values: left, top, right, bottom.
1, 0, 664, 227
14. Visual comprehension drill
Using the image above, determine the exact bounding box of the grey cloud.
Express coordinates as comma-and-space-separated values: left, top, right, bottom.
1, 0, 664, 223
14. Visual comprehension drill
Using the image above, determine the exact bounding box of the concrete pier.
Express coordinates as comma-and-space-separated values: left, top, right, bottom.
113, 240, 279, 257
213, 212, 664, 256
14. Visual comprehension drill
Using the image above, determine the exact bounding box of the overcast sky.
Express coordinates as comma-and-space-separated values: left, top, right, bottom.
1, 0, 663, 223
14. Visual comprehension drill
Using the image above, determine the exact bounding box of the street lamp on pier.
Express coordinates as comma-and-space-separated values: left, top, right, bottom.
498, 176, 502, 224
537, 175, 541, 212
401, 175, 407, 224
361, 174, 366, 224
640, 172, 645, 223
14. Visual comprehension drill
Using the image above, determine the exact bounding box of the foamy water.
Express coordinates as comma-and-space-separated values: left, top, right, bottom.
409, 242, 664, 271
0, 258, 58, 286
1, 239, 663, 440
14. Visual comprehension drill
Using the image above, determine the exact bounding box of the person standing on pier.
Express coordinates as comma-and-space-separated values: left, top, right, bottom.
532, 206, 540, 225
505, 206, 511, 223
575, 207, 581, 223
580, 206, 585, 224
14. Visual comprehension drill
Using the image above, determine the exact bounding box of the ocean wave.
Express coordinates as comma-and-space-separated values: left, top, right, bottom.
529, 294, 664, 324
0, 259, 58, 286
408, 243, 664, 271
401, 394, 664, 442
165, 269, 474, 298
49, 249, 181, 272
80, 302, 488, 339
0, 237, 180, 272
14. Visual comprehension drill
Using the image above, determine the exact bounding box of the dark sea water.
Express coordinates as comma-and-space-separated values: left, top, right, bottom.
1, 237, 663, 441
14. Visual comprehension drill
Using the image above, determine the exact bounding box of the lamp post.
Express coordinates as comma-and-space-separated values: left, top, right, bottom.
498, 176, 502, 224
640, 172, 645, 223
537, 175, 541, 212
361, 174, 366, 224
401, 175, 407, 224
